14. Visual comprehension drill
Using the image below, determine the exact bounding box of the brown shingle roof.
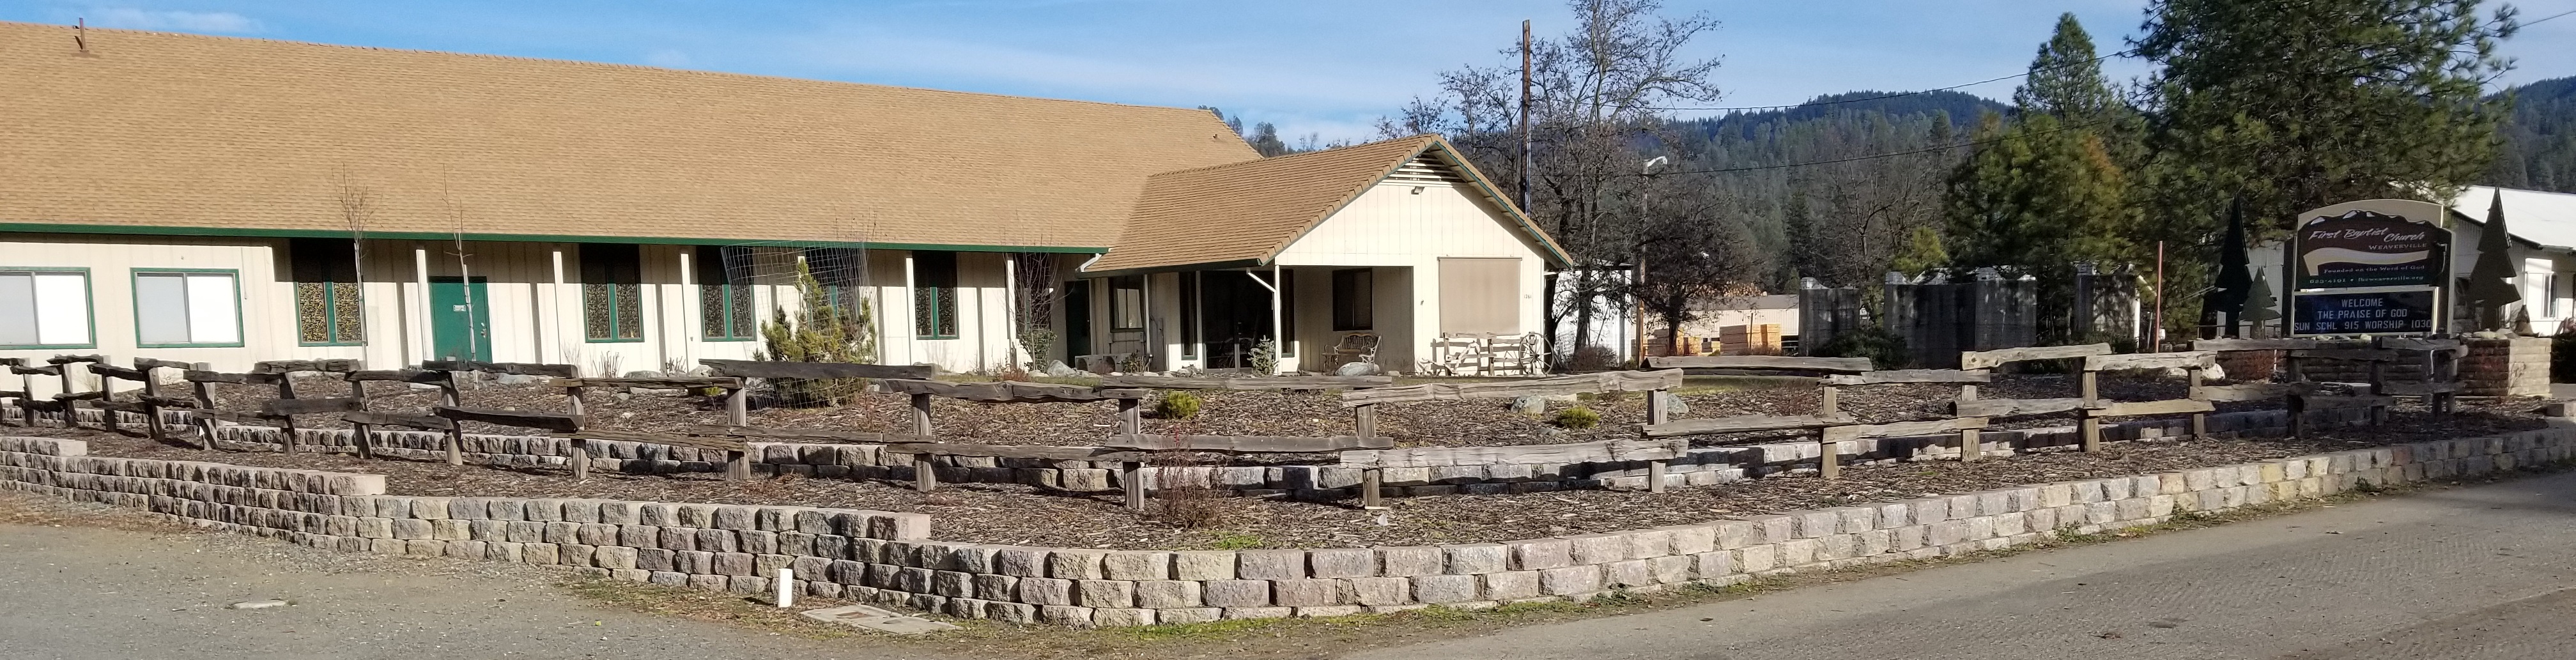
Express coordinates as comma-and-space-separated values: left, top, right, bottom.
0, 22, 1258, 249
1089, 135, 1567, 272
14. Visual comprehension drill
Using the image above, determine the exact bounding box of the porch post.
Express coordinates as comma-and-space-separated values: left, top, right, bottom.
1270, 265, 1283, 374
1003, 255, 1019, 369
413, 247, 433, 365
677, 248, 695, 369
549, 249, 567, 364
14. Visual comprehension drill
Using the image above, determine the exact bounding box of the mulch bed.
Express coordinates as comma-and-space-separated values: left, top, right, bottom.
170, 371, 2238, 448
40, 396, 2547, 551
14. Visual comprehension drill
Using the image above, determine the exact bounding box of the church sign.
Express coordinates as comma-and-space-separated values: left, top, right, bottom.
2291, 289, 2437, 335
2290, 209, 2449, 289
2284, 199, 2453, 337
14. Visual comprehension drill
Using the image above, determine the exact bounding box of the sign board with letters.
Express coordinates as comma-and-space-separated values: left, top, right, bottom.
2291, 288, 2437, 335
2290, 205, 2450, 289
2285, 199, 2453, 336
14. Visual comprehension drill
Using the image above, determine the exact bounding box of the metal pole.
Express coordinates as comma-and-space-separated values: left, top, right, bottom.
1270, 265, 1284, 374
2152, 241, 2166, 352
1520, 20, 1532, 215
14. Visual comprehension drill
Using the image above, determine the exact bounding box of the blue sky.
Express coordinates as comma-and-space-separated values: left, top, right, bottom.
6, 1, 2572, 142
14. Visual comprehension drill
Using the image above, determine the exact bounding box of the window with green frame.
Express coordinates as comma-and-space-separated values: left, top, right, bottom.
581, 244, 645, 342
132, 269, 242, 348
695, 245, 755, 341
0, 268, 94, 349
913, 250, 959, 339
803, 247, 868, 314
289, 238, 364, 346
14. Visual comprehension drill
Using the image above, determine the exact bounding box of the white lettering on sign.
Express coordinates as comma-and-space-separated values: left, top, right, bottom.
452, 305, 469, 312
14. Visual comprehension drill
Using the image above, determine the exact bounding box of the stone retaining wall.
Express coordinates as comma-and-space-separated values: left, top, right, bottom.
3, 405, 2375, 498
0, 435, 931, 598
9, 420, 2564, 627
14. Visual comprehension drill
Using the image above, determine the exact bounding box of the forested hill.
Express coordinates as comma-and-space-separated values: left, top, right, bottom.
1677, 89, 2009, 142
2487, 76, 2576, 193
1665, 90, 2007, 290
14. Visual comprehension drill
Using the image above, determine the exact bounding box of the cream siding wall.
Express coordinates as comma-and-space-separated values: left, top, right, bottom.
3, 234, 1032, 396
1272, 181, 1551, 372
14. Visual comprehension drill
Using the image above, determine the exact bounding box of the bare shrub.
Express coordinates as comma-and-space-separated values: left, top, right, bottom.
1146, 450, 1227, 528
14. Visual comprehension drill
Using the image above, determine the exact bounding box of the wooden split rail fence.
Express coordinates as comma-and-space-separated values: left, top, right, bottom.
2192, 337, 2464, 436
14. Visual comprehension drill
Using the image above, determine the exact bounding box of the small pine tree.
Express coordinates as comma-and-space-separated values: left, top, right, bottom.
2241, 270, 2280, 338
757, 261, 877, 406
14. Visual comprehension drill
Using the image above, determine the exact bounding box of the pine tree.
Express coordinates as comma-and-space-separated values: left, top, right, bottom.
2242, 270, 2280, 337
2467, 189, 2520, 330
2136, 0, 2515, 335
2013, 13, 2118, 120
757, 261, 877, 406
2209, 199, 2253, 334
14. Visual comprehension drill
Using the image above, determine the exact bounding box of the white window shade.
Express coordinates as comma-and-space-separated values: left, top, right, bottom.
187, 273, 240, 344
1, 270, 92, 346
136, 271, 238, 345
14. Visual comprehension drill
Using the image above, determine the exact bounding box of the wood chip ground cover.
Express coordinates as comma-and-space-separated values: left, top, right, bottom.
42, 394, 2541, 550
185, 372, 2214, 447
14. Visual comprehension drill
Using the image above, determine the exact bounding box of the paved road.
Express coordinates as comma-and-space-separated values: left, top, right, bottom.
0, 514, 940, 660
1361, 472, 2576, 660
10, 473, 2576, 660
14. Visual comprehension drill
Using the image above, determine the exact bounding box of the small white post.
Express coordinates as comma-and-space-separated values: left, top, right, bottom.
775, 567, 795, 608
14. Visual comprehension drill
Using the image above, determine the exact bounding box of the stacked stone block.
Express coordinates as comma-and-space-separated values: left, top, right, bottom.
12, 422, 2574, 627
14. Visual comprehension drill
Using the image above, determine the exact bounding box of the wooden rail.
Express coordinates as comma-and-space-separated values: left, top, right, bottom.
1339, 439, 1688, 469
1099, 374, 1394, 390
698, 359, 932, 380
1645, 355, 1874, 372
1337, 370, 1682, 406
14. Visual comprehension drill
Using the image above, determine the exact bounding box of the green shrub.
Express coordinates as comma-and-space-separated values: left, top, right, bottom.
1153, 390, 1203, 420
1552, 404, 1601, 429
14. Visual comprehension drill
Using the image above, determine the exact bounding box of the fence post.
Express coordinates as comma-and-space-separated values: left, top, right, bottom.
1818, 433, 1840, 479
350, 379, 374, 458
563, 384, 585, 478
1959, 367, 1987, 461
138, 364, 164, 443
440, 371, 465, 465
2366, 339, 2388, 426
96, 365, 118, 435
1119, 395, 1144, 511
912, 393, 937, 492
2078, 367, 2101, 453
2186, 365, 2208, 439
272, 371, 300, 452
725, 386, 749, 426
191, 373, 217, 450
1361, 468, 1384, 509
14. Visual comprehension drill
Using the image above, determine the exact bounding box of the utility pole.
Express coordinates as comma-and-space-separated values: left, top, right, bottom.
2152, 241, 2166, 353
1520, 19, 1533, 215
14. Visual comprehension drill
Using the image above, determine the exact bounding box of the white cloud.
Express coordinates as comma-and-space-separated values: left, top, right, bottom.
84, 7, 260, 33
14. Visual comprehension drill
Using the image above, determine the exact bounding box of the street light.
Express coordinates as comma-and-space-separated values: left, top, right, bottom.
1636, 157, 1669, 362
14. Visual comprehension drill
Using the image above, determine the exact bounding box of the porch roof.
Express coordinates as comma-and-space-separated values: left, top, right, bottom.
0, 22, 1256, 251
1085, 135, 1572, 273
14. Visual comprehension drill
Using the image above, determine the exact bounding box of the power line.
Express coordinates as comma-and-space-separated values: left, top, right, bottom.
1638, 118, 2116, 176
2526, 8, 2576, 26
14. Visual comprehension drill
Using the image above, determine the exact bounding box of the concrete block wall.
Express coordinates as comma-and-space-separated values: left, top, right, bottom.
0, 435, 932, 599
2463, 337, 2551, 398
10, 424, 2572, 627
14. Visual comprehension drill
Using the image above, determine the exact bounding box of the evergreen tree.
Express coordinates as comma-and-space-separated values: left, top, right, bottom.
1247, 122, 1290, 157
2013, 13, 2119, 120
2209, 199, 2253, 334
2136, 0, 2517, 335
757, 261, 877, 406
2467, 189, 2520, 329
2243, 270, 2281, 337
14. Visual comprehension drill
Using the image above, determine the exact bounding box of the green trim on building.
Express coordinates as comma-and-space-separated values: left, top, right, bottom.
0, 222, 1110, 254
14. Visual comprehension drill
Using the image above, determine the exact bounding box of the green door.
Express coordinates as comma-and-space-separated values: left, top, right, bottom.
429, 276, 493, 362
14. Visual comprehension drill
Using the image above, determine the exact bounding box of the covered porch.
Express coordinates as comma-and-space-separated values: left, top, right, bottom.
1059, 258, 1541, 375
1070, 135, 1570, 374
